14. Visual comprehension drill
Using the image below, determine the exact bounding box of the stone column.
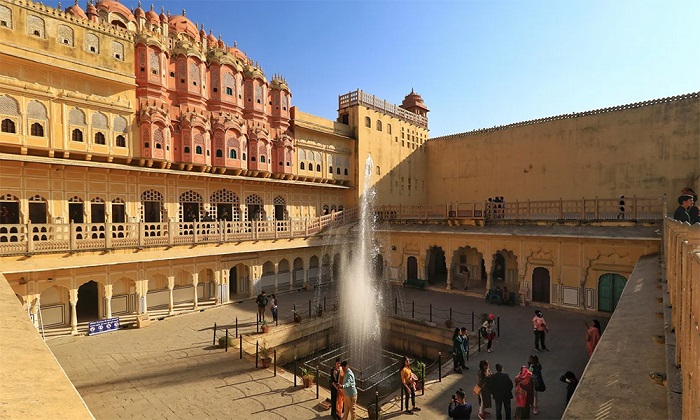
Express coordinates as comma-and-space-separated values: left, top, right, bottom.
303, 263, 309, 289
248, 266, 255, 298
137, 279, 149, 315
222, 269, 229, 303
446, 266, 453, 290
192, 272, 199, 310
167, 276, 175, 315
69, 289, 78, 335
214, 270, 222, 305
104, 284, 113, 319
30, 295, 41, 329
273, 263, 279, 292
445, 248, 453, 290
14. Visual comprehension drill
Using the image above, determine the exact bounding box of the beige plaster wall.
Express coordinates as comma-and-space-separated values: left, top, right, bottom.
425, 94, 700, 203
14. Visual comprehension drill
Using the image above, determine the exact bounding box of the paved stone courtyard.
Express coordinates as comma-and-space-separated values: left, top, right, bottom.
48, 287, 604, 419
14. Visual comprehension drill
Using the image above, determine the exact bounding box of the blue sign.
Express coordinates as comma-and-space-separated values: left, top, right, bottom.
88, 317, 120, 336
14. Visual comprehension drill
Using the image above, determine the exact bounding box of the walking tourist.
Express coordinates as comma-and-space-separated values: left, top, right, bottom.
527, 355, 545, 415
256, 290, 268, 322
585, 320, 601, 357
453, 328, 465, 373
341, 361, 357, 420
449, 388, 473, 419
491, 363, 513, 420
464, 267, 471, 290
532, 310, 549, 351
514, 366, 534, 419
482, 314, 496, 353
401, 356, 421, 413
673, 195, 694, 223
559, 371, 579, 403
476, 360, 493, 420
329, 358, 341, 420
269, 293, 278, 323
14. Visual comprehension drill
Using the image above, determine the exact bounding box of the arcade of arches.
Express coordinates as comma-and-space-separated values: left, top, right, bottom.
9, 229, 654, 332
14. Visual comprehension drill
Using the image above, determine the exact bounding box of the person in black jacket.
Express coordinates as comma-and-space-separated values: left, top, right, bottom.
560, 371, 579, 404
448, 388, 472, 419
673, 195, 694, 223
329, 358, 341, 420
491, 363, 514, 420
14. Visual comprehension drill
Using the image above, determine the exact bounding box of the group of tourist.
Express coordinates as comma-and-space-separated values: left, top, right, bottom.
255, 290, 279, 324
329, 359, 359, 420
673, 187, 699, 224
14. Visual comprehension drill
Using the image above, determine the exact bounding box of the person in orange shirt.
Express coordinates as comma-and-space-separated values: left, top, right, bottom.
401, 356, 421, 413
585, 320, 601, 357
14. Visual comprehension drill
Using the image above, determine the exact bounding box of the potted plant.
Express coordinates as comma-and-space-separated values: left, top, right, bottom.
412, 360, 426, 390
293, 308, 302, 323
218, 335, 234, 348
261, 319, 270, 333
259, 340, 272, 368
445, 318, 454, 328
299, 366, 315, 388
316, 303, 323, 317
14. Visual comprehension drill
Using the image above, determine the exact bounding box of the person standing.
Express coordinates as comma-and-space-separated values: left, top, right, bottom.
401, 356, 421, 413
491, 364, 513, 420
585, 320, 601, 357
449, 388, 473, 419
453, 328, 465, 373
532, 310, 549, 351
559, 371, 579, 403
673, 195, 694, 223
464, 267, 471, 290
329, 358, 341, 420
256, 290, 268, 322
527, 355, 545, 415
269, 293, 278, 323
460, 327, 470, 370
483, 314, 496, 353
476, 360, 493, 420
341, 361, 357, 420
514, 366, 534, 419
681, 188, 699, 224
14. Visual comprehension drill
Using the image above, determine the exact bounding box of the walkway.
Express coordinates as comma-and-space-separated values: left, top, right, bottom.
47, 285, 603, 419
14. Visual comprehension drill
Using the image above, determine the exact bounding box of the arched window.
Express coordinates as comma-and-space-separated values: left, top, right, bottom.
144, 142, 150, 148
329, 166, 333, 173
1, 119, 15, 133
336, 167, 340, 175
316, 164, 321, 172
0, 5, 13, 29
300, 162, 305, 170
260, 155, 266, 163
57, 24, 74, 46
184, 146, 190, 154
229, 149, 237, 159
242, 153, 246, 160
364, 116, 371, 128
387, 124, 392, 135
116, 135, 126, 147
71, 129, 83, 142
30, 122, 44, 136
216, 149, 223, 157
155, 143, 162, 149
195, 145, 203, 154
376, 120, 382, 131
344, 168, 348, 176
94, 132, 106, 145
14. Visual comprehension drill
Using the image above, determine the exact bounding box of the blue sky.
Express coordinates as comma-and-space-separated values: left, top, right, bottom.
132, 1, 697, 137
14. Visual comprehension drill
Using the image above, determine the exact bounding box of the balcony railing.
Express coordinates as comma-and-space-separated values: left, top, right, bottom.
0, 208, 359, 256
375, 196, 666, 222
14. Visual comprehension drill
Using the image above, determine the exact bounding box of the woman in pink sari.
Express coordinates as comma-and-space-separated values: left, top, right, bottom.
336, 368, 345, 418
585, 320, 601, 357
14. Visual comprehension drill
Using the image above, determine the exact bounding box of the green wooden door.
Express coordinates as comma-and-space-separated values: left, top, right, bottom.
598, 273, 627, 312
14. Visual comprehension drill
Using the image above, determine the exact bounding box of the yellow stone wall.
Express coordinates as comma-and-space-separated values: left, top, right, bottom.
425, 94, 700, 203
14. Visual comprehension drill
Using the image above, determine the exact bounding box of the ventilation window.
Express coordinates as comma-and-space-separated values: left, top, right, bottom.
71, 129, 83, 142
30, 122, 44, 137
300, 162, 305, 170
140, 67, 145, 72
216, 149, 223, 157
0, 21, 7, 27
226, 87, 232, 95
90, 46, 96, 52
180, 79, 185, 83
94, 132, 106, 145
229, 149, 237, 159
170, 72, 175, 77
279, 162, 283, 166
316, 164, 321, 172
144, 142, 150, 148
184, 146, 191, 154
115, 53, 121, 59
116, 135, 126, 147
1, 119, 16, 133
193, 81, 197, 86
260, 156, 265, 163
155, 143, 162, 149
286, 162, 290, 166
242, 153, 246, 160
251, 156, 256, 162
33, 30, 40, 36
151, 69, 157, 75
63, 39, 69, 44
213, 87, 218, 92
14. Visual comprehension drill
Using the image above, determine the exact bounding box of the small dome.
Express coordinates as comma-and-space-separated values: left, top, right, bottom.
168, 11, 200, 41
145, 4, 159, 25
66, 0, 87, 20
96, 0, 136, 22
199, 25, 206, 39
134, 2, 145, 18
207, 30, 217, 47
401, 88, 429, 112
86, 0, 98, 17
159, 6, 167, 23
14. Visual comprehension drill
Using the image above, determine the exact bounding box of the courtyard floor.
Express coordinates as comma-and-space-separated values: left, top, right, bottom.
47, 286, 605, 419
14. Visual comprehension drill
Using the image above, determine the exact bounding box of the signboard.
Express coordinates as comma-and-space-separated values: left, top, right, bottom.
88, 317, 120, 336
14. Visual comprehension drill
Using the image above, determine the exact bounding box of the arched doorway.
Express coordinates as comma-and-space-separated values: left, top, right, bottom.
598, 273, 626, 312
426, 246, 447, 285
407, 256, 418, 280
532, 267, 550, 303
76, 280, 99, 321
293, 257, 304, 287
308, 256, 320, 286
